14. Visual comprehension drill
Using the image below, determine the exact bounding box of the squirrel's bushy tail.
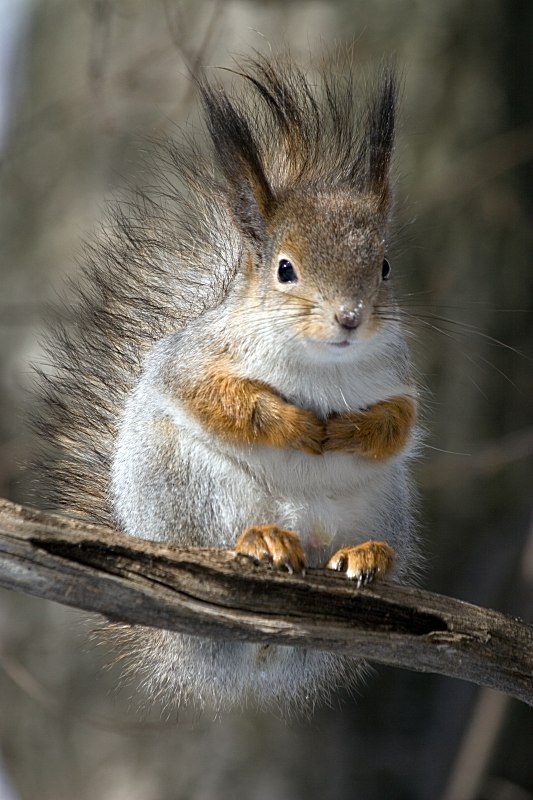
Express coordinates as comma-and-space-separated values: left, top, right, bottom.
31, 53, 397, 524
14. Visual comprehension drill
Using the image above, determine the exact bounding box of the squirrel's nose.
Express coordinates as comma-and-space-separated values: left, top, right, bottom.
335, 303, 363, 330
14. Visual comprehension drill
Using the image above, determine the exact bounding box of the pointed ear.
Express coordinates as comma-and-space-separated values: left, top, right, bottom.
367, 69, 397, 213
200, 81, 274, 243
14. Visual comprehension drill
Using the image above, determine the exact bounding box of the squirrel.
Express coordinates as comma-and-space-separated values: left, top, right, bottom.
34, 53, 420, 711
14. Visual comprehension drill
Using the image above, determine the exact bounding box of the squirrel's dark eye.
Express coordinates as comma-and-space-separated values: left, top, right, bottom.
277, 258, 298, 283
382, 257, 391, 281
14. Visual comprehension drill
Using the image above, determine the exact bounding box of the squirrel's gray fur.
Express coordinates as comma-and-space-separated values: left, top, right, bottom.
33, 53, 420, 712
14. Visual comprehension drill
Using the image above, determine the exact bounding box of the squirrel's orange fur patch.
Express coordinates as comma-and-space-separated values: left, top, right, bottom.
181, 361, 326, 454
235, 525, 306, 573
182, 362, 415, 460
324, 395, 416, 459
326, 540, 394, 585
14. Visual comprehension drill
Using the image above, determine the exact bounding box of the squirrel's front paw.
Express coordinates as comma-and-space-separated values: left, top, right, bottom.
288, 407, 326, 455
252, 393, 325, 454
235, 525, 306, 574
324, 395, 416, 459
325, 540, 394, 587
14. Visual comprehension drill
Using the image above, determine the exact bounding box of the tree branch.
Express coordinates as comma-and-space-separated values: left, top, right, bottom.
0, 498, 532, 705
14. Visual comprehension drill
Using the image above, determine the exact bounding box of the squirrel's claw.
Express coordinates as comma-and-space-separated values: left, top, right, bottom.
325, 540, 394, 585
235, 525, 306, 574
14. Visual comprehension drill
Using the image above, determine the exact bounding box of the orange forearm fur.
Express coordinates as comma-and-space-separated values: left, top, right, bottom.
324, 395, 417, 459
181, 363, 325, 454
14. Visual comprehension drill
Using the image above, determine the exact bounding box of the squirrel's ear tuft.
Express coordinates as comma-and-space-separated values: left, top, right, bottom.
367, 69, 397, 213
199, 80, 274, 244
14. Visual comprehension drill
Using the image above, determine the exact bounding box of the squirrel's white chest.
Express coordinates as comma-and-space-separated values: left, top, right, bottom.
198, 436, 397, 554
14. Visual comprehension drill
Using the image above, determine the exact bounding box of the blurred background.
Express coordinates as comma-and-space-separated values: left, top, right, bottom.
0, 1, 532, 798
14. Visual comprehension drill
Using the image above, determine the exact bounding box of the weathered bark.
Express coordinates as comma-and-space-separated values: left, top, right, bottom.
0, 498, 531, 705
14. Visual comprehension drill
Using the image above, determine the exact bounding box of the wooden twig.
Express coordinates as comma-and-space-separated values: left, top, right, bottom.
0, 498, 532, 705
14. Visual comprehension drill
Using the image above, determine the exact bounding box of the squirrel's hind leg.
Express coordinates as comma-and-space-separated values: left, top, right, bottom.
235, 525, 306, 574
325, 541, 394, 587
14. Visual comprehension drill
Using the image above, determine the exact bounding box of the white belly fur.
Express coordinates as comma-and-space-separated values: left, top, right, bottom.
181, 422, 413, 565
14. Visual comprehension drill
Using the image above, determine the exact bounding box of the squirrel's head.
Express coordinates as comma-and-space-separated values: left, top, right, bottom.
258, 190, 392, 355
201, 56, 398, 359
